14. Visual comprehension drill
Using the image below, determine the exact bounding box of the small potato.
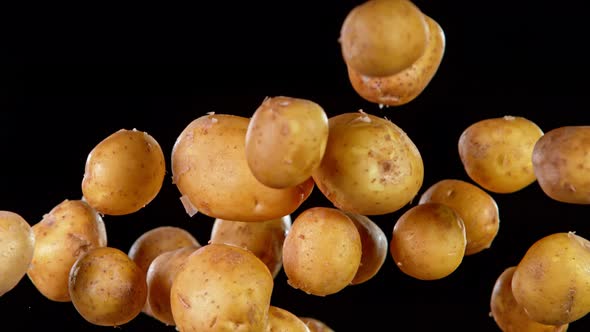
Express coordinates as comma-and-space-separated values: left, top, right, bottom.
82, 128, 166, 216
390, 203, 466, 280
266, 306, 310, 332
512, 232, 590, 325
490, 266, 569, 332
532, 126, 590, 204
418, 179, 499, 255
69, 247, 147, 326
458, 116, 543, 193
347, 14, 445, 106
170, 243, 274, 332
282, 207, 362, 296
299, 317, 335, 332
340, 0, 429, 77
245, 96, 329, 189
344, 212, 388, 285
172, 114, 314, 222
27, 199, 107, 302
0, 211, 35, 296
210, 215, 291, 278
312, 111, 423, 215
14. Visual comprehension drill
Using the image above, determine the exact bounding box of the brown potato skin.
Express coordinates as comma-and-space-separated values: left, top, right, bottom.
266, 306, 310, 332
282, 207, 362, 296
0, 211, 35, 297
27, 199, 107, 302
347, 14, 445, 106
312, 111, 423, 215
299, 317, 335, 332
171, 114, 314, 222
418, 179, 499, 255
491, 266, 569, 332
512, 232, 590, 325
340, 0, 429, 77
532, 126, 590, 204
170, 243, 274, 332
69, 247, 147, 326
210, 215, 291, 278
82, 129, 166, 216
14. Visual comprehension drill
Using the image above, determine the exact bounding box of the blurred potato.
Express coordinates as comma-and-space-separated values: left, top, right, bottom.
299, 317, 335, 332
266, 306, 310, 332
0, 211, 35, 297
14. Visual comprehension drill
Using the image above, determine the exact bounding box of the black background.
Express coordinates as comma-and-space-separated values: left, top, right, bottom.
6, 0, 590, 331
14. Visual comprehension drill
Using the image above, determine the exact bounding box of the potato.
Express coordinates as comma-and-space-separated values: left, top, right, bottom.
339, 0, 429, 77
512, 232, 590, 325
81, 128, 166, 216
171, 114, 314, 222
390, 203, 466, 280
344, 212, 388, 285
491, 266, 569, 332
170, 243, 274, 332
298, 317, 335, 332
282, 207, 362, 296
27, 199, 107, 302
0, 211, 35, 296
458, 116, 543, 193
69, 247, 147, 326
418, 179, 499, 255
210, 215, 291, 278
347, 14, 445, 106
312, 111, 423, 215
266, 306, 310, 332
245, 96, 329, 189
532, 126, 590, 204
146, 245, 199, 326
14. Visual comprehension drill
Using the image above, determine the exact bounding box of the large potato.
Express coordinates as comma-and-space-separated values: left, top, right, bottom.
312, 111, 423, 215
340, 0, 429, 77
170, 243, 274, 332
512, 232, 590, 325
171, 114, 314, 222
266, 306, 310, 332
82, 128, 166, 215
458, 116, 543, 193
27, 199, 107, 302
418, 179, 499, 255
0, 211, 35, 296
245, 96, 329, 189
282, 207, 362, 296
299, 317, 335, 332
532, 126, 590, 204
210, 215, 291, 278
347, 14, 445, 106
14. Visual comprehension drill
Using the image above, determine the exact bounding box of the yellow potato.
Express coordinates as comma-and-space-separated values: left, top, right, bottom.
532, 126, 590, 204
245, 96, 329, 189
266, 306, 310, 332
82, 128, 166, 216
171, 113, 314, 222
347, 14, 445, 106
170, 243, 273, 332
418, 179, 499, 255
340, 0, 429, 77
512, 232, 590, 325
390, 203, 466, 280
69, 247, 147, 326
0, 211, 35, 296
282, 207, 362, 296
312, 111, 423, 215
458, 116, 544, 193
490, 266, 569, 332
27, 199, 107, 302
210, 215, 291, 278
299, 317, 335, 332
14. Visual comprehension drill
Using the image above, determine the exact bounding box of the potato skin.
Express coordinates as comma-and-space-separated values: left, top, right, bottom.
82, 129, 166, 216
458, 116, 543, 193
170, 243, 273, 332
266, 306, 310, 332
340, 0, 429, 77
0, 211, 35, 297
245, 96, 329, 189
27, 199, 107, 302
299, 317, 335, 332
69, 247, 147, 326
532, 126, 590, 204
312, 111, 423, 215
171, 114, 314, 222
512, 232, 590, 325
